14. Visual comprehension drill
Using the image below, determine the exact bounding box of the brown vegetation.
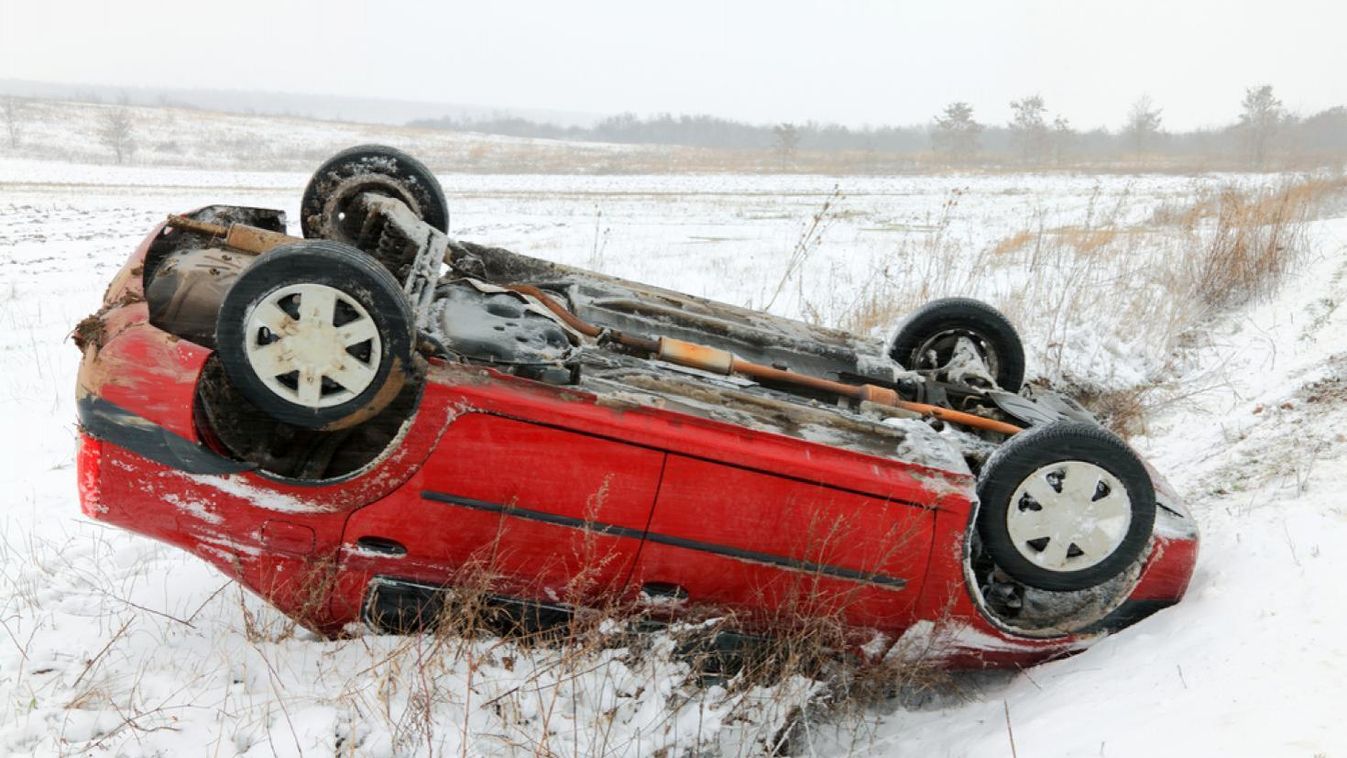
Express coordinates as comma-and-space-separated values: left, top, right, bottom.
1187, 178, 1342, 308
823, 173, 1345, 435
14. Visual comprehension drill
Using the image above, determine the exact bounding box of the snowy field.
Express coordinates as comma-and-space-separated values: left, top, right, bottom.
0, 99, 667, 174
2, 158, 1346, 755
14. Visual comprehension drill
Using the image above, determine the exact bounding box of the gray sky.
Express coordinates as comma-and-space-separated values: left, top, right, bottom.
2, 0, 1344, 130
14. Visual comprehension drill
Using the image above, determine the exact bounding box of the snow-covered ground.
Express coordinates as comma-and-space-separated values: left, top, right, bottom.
1, 158, 1344, 755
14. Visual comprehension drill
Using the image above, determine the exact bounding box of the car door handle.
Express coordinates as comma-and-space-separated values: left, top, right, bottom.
639, 582, 689, 603
354, 536, 407, 557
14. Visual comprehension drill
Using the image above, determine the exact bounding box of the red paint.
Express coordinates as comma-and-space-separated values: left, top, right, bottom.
628, 454, 934, 629
261, 520, 318, 555
340, 413, 663, 607
76, 434, 102, 518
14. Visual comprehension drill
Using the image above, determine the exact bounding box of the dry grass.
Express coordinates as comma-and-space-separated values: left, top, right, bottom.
836, 188, 974, 336
823, 173, 1344, 430
793, 172, 1347, 442
990, 229, 1035, 257
206, 501, 957, 755
1034, 379, 1161, 439
1187, 177, 1343, 308
766, 186, 844, 313
332, 572, 952, 756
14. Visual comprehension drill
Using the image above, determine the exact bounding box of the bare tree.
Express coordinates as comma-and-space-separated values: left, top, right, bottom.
1009, 95, 1049, 164
932, 102, 982, 164
1123, 95, 1163, 161
1050, 116, 1076, 165
1238, 84, 1284, 168
1, 97, 24, 150
98, 105, 136, 164
773, 122, 800, 168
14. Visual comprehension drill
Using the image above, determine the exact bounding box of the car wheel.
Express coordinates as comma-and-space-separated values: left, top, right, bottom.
301, 144, 449, 244
215, 240, 417, 431
889, 297, 1025, 392
976, 421, 1156, 591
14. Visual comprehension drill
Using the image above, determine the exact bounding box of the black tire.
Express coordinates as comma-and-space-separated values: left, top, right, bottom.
976, 422, 1156, 591
301, 145, 449, 243
215, 240, 417, 431
889, 297, 1025, 392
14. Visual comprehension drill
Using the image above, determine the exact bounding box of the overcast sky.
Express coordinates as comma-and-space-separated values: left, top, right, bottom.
2, 0, 1344, 130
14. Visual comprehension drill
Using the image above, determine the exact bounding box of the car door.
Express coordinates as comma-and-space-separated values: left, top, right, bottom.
626, 454, 935, 632
338, 412, 663, 622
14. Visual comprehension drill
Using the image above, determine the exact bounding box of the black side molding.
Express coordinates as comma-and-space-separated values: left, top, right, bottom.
77, 395, 253, 475
422, 489, 908, 591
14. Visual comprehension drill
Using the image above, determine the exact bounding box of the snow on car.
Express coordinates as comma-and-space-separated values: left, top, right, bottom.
72, 145, 1198, 667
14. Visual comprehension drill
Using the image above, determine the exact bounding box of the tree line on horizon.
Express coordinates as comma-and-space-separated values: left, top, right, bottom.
409, 86, 1347, 170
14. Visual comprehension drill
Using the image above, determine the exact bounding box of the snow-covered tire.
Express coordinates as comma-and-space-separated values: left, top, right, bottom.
889, 297, 1025, 392
301, 144, 449, 244
977, 421, 1155, 591
215, 240, 417, 431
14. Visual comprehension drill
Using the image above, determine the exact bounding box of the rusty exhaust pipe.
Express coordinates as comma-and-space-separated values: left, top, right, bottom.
656, 336, 1022, 435
543, 313, 1020, 435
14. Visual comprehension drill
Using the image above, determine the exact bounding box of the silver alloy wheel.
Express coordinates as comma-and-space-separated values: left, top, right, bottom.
1005, 460, 1132, 572
242, 283, 382, 409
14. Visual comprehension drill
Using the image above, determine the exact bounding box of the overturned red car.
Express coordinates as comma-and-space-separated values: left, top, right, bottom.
74, 146, 1197, 667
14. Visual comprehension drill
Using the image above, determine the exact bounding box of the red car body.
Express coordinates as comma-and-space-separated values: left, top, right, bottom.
75, 216, 1199, 668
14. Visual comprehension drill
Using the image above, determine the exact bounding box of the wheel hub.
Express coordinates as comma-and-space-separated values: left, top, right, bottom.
242, 283, 382, 409
915, 329, 1000, 383
1005, 460, 1132, 572
322, 174, 421, 244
